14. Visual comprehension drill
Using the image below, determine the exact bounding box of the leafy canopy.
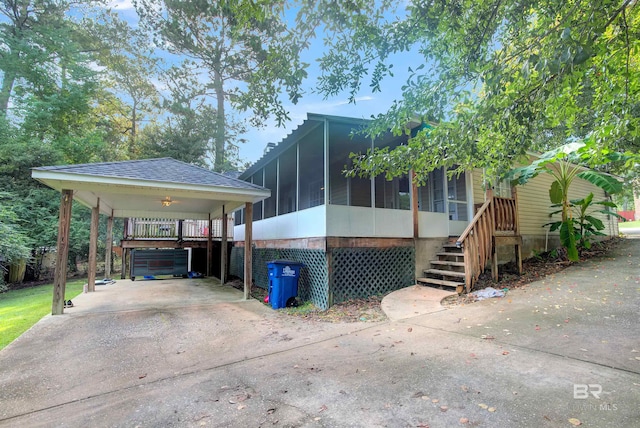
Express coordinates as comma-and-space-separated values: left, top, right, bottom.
298, 0, 640, 182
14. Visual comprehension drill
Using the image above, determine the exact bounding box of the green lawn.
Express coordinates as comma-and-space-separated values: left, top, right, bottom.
618, 220, 640, 229
0, 280, 85, 350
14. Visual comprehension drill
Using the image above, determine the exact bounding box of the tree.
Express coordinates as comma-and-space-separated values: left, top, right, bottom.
91, 16, 160, 158
298, 0, 640, 183
135, 0, 308, 171
0, 1, 105, 117
0, 191, 32, 290
509, 141, 625, 260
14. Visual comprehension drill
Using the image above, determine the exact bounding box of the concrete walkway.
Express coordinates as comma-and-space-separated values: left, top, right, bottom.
0, 239, 638, 427
381, 284, 454, 321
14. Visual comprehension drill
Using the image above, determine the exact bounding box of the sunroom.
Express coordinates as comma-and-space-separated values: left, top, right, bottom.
230, 113, 475, 309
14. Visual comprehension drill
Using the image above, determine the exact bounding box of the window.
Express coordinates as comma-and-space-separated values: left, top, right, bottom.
264, 161, 277, 218
299, 125, 325, 210
278, 145, 297, 215
417, 168, 446, 213
375, 174, 410, 209
447, 169, 468, 221
329, 122, 372, 207
493, 179, 513, 198
251, 170, 263, 221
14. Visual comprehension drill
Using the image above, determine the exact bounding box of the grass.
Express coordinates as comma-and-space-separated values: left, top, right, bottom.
0, 279, 85, 351
618, 220, 640, 229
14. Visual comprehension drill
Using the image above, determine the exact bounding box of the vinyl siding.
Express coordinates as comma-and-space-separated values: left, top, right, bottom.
468, 164, 619, 238
472, 168, 485, 205
517, 167, 618, 237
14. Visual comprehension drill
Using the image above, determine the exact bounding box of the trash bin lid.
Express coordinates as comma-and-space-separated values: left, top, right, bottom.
267, 260, 303, 266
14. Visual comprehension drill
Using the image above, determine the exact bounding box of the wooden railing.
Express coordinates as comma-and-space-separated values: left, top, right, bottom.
125, 218, 234, 240
456, 190, 519, 292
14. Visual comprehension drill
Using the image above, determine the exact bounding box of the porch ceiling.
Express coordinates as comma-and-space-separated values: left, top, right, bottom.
32, 158, 270, 220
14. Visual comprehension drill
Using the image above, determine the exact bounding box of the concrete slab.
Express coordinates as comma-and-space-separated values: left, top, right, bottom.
381, 284, 455, 321
0, 240, 638, 427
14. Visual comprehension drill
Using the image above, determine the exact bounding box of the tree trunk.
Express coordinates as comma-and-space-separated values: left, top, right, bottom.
0, 68, 16, 116
213, 70, 225, 172
132, 99, 137, 140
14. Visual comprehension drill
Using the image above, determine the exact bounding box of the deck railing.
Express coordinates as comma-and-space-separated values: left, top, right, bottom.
125, 218, 234, 240
456, 190, 519, 292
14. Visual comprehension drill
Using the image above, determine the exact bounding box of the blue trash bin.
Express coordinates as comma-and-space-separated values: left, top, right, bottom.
267, 260, 303, 309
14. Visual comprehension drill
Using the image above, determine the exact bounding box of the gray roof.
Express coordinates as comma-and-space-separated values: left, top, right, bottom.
34, 158, 264, 191
33, 158, 270, 219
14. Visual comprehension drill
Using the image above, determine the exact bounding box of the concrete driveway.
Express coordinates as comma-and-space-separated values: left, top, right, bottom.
0, 239, 638, 427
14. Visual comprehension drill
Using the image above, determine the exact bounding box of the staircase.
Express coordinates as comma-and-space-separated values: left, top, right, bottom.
417, 243, 466, 294
417, 188, 523, 295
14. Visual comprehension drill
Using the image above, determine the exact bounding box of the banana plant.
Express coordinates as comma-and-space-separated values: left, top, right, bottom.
508, 141, 624, 261
545, 192, 625, 254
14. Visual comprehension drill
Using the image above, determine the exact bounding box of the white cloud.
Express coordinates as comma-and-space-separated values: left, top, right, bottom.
108, 0, 135, 10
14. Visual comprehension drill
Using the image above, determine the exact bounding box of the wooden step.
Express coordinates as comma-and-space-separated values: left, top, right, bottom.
442, 243, 462, 250
436, 252, 465, 258
417, 277, 464, 287
430, 260, 465, 267
417, 277, 465, 294
424, 268, 466, 278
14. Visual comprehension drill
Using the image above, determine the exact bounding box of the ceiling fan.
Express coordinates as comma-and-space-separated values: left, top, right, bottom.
160, 196, 179, 207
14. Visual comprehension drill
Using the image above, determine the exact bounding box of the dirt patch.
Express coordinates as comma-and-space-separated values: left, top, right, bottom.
441, 238, 622, 308
226, 279, 387, 323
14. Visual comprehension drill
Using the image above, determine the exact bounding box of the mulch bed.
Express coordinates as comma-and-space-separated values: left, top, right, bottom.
228, 238, 625, 320
227, 279, 387, 323
441, 237, 622, 307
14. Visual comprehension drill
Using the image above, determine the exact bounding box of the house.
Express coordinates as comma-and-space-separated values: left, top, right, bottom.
230, 113, 619, 309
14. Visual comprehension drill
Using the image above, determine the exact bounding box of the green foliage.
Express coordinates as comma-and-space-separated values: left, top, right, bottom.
0, 192, 32, 264
618, 220, 640, 228
545, 192, 625, 258
135, 0, 309, 171
299, 0, 640, 182
509, 142, 624, 261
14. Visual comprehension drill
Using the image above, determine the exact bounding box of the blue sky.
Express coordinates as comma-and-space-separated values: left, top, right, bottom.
108, 0, 415, 165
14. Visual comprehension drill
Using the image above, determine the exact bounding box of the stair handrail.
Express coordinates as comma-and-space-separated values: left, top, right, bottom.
455, 195, 496, 293
455, 198, 492, 248
455, 189, 519, 292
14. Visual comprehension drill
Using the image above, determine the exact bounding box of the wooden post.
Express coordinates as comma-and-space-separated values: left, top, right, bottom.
52, 190, 73, 315
463, 243, 472, 294
327, 248, 334, 308
492, 237, 499, 282
87, 198, 100, 292
121, 218, 128, 279
122, 248, 128, 280
207, 215, 212, 277
220, 206, 227, 284
105, 214, 113, 279
512, 186, 523, 275
244, 202, 253, 300
411, 170, 419, 239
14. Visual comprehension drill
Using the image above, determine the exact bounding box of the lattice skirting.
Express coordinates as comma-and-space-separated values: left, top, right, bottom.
230, 247, 329, 309
229, 246, 415, 310
330, 247, 415, 304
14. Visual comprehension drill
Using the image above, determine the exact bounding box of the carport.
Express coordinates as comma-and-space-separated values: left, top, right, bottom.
31, 158, 269, 315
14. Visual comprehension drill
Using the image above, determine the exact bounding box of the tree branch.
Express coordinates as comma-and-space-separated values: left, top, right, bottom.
622, 6, 630, 107
469, 0, 502, 65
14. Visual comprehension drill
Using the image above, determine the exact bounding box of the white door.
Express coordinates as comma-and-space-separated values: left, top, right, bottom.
447, 169, 470, 236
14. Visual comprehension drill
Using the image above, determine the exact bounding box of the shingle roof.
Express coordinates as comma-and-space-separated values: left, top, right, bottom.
34, 158, 265, 191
